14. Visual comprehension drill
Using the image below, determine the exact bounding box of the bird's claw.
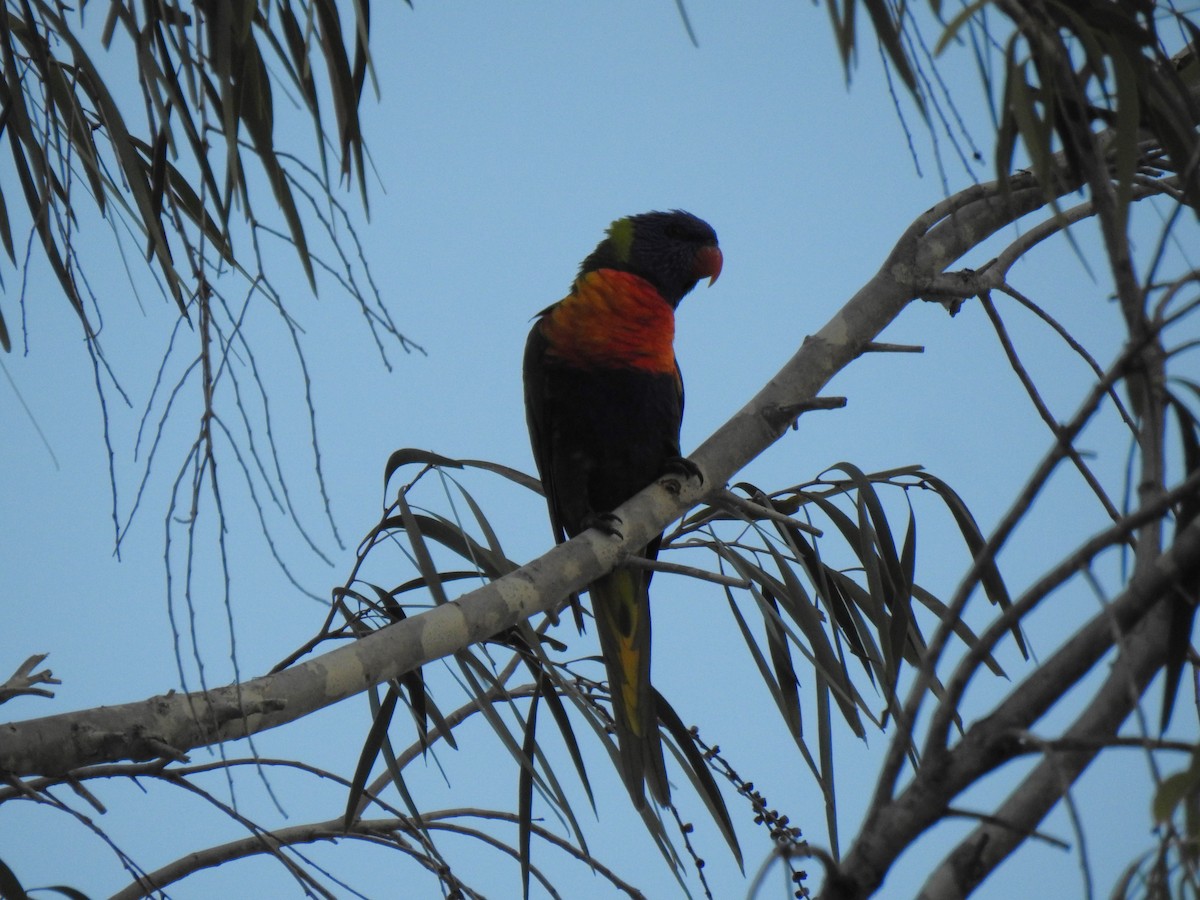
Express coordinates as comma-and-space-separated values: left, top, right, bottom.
585, 512, 623, 539
659, 456, 703, 495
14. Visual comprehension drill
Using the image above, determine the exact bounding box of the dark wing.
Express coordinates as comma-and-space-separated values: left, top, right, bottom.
674, 358, 684, 444
523, 320, 569, 545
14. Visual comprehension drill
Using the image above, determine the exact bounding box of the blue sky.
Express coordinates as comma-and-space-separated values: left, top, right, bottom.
2, 2, 1196, 897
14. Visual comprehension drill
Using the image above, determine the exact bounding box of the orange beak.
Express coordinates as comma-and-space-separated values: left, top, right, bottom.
695, 245, 723, 286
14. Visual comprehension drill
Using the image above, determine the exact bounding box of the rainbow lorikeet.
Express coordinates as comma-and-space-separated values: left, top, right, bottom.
523, 210, 722, 807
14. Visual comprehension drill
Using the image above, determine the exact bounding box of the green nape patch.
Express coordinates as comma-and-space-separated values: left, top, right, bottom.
606, 216, 635, 263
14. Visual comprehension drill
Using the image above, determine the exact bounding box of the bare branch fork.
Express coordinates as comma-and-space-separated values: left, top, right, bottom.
0, 144, 1172, 781
0, 654, 59, 704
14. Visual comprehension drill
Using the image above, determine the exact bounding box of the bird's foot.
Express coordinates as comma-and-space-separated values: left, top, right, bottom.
584, 511, 623, 539
659, 456, 704, 495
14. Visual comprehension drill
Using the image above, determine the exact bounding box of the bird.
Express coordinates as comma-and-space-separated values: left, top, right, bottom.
522, 209, 722, 807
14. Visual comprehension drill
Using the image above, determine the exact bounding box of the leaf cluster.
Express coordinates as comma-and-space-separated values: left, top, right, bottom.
278, 448, 1019, 897
0, 1, 379, 346
820, 0, 1199, 222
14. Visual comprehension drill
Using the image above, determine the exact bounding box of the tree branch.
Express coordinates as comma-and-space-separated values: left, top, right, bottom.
918, 602, 1176, 898
823, 511, 1200, 899
114, 808, 645, 900
0, 143, 1146, 778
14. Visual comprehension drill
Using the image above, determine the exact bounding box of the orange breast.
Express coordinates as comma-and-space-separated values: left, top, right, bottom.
538, 270, 676, 374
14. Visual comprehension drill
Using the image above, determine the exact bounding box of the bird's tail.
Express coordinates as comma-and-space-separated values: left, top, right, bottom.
590, 564, 669, 808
